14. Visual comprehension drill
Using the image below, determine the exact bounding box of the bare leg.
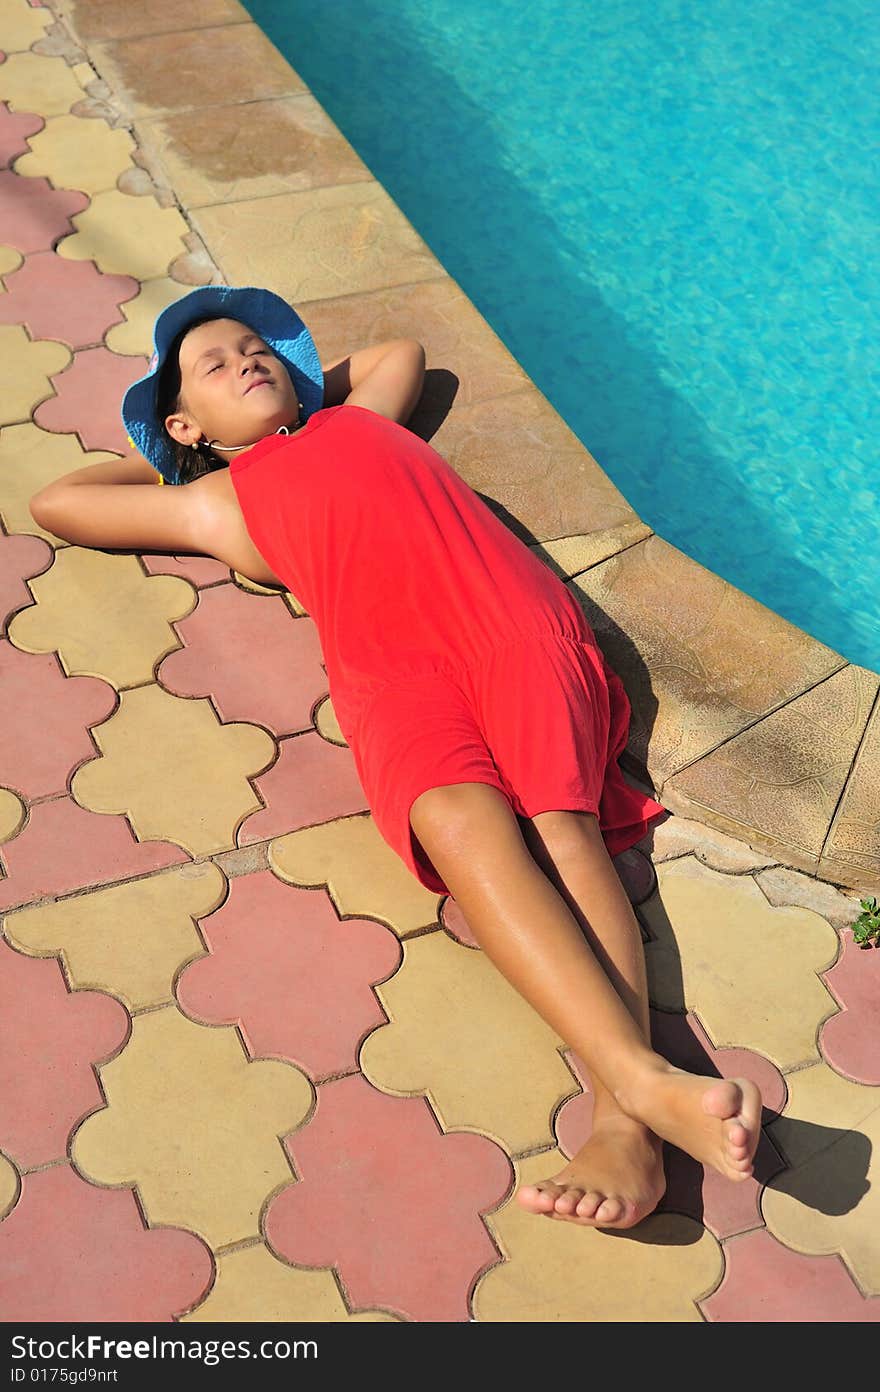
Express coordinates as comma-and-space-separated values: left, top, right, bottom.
409, 783, 762, 1228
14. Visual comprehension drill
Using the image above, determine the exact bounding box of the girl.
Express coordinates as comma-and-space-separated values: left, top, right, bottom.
30, 285, 762, 1230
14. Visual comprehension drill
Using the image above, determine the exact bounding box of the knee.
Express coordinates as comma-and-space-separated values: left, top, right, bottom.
409, 782, 512, 853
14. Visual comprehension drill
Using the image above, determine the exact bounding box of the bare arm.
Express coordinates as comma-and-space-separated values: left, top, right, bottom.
321, 338, 426, 423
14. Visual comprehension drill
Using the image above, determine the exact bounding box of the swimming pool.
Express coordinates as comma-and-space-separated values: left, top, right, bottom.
243, 0, 878, 671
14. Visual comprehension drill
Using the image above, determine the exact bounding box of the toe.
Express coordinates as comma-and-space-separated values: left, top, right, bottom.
517, 1181, 562, 1214
701, 1079, 742, 1120
573, 1190, 605, 1220
554, 1186, 586, 1215
593, 1196, 625, 1224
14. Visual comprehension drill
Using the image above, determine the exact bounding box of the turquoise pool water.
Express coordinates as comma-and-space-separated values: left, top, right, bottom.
243, 0, 878, 671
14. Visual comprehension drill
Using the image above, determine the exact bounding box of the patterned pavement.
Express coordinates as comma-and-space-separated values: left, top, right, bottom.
1, 0, 879, 1323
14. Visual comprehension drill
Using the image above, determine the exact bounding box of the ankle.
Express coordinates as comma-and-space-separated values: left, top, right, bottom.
612, 1055, 673, 1121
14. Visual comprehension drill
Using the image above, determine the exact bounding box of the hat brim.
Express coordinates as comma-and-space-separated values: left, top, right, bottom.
121, 286, 325, 484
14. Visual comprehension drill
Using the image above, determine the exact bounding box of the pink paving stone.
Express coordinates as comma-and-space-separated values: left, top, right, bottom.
700, 1228, 880, 1322
176, 869, 401, 1079
819, 928, 880, 1085
0, 1164, 212, 1322
440, 895, 477, 946
0, 170, 88, 254
0, 250, 139, 349
157, 584, 327, 734
142, 553, 232, 584
0, 531, 53, 634
0, 102, 43, 167
240, 730, 369, 844
0, 943, 128, 1168
266, 1074, 511, 1322
34, 346, 148, 451
0, 640, 116, 799
0, 795, 188, 912
555, 1010, 788, 1240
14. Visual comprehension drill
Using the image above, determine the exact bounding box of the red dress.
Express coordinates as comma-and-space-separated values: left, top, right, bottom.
230, 403, 666, 894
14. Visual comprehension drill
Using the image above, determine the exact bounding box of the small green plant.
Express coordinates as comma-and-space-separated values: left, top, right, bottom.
851, 897, 880, 949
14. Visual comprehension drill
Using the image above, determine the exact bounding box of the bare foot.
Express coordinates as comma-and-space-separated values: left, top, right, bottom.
626, 1067, 762, 1182
517, 1115, 666, 1228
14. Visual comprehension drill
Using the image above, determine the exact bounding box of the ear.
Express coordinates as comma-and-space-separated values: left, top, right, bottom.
165, 410, 202, 449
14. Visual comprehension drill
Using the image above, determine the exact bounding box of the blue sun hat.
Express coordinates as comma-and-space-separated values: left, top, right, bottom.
121, 285, 325, 484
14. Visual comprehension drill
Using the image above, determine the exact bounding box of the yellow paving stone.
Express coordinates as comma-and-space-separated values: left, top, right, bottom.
71, 1007, 312, 1248
0, 1, 51, 51
0, 325, 70, 426
313, 696, 345, 746
764, 1062, 880, 1294
269, 814, 440, 936
361, 932, 573, 1154
57, 189, 191, 280
531, 522, 653, 578
0, 788, 25, 843
282, 591, 307, 618
14, 113, 137, 195
0, 423, 116, 543
6, 862, 221, 1011
0, 246, 24, 278
0, 52, 93, 116
641, 856, 840, 1070
193, 181, 444, 302
71, 684, 276, 857
182, 1244, 400, 1322
0, 1152, 20, 1220
8, 546, 196, 685
103, 276, 190, 355
473, 1149, 722, 1321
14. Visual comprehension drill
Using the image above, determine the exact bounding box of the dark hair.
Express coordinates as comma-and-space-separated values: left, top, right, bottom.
156, 313, 238, 485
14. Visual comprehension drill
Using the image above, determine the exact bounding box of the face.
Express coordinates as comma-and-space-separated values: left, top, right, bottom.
165, 317, 300, 458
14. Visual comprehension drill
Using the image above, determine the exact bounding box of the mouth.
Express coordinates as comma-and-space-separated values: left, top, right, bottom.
244, 378, 274, 395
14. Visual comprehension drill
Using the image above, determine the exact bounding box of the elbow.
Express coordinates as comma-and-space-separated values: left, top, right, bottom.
28, 487, 69, 542
28, 488, 54, 530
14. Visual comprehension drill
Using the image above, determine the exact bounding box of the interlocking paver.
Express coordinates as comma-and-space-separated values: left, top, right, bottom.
34, 344, 148, 451
0, 322, 69, 424
647, 810, 777, 873
57, 188, 191, 278
0, 169, 88, 253
103, 275, 191, 355
141, 551, 231, 585
0, 102, 43, 166
14, 111, 136, 192
0, 244, 23, 275
266, 1073, 511, 1322
0, 795, 188, 913
764, 1061, 880, 1293
71, 684, 276, 857
0, 1151, 18, 1220
0, 54, 93, 118
641, 855, 840, 1069
176, 869, 400, 1077
473, 1150, 722, 1320
0, 422, 117, 542
0, 941, 127, 1167
0, 787, 24, 844
0, 530, 52, 633
702, 1227, 880, 1322
7, 862, 220, 1011
819, 927, 880, 1084
182, 1243, 400, 1322
0, 1164, 213, 1322
0, 640, 116, 798
270, 814, 441, 935
313, 694, 345, 744
193, 181, 444, 302
0, 2, 51, 51
0, 249, 138, 347
72, 1008, 312, 1247
10, 546, 195, 685
361, 931, 573, 1154
157, 583, 325, 732
242, 732, 369, 843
